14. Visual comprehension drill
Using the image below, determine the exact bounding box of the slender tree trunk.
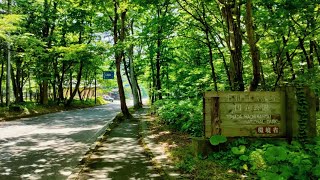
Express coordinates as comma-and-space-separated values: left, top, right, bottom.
6, 0, 11, 106
40, 0, 57, 105
53, 58, 59, 102
299, 38, 313, 69
136, 77, 143, 105
156, 8, 163, 100
128, 20, 142, 108
123, 57, 132, 90
150, 55, 156, 103
78, 88, 82, 101
69, 71, 72, 99
40, 0, 49, 105
66, 61, 84, 106
286, 51, 295, 80
0, 55, 4, 104
113, 0, 130, 117
309, 40, 315, 68
156, 40, 162, 99
246, 0, 261, 91
220, 0, 244, 91
58, 64, 65, 104
11, 67, 18, 103
205, 29, 218, 91
314, 41, 320, 65
260, 64, 266, 90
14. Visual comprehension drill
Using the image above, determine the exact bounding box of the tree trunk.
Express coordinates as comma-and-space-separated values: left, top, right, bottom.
69, 71, 72, 99
314, 41, 320, 65
150, 54, 156, 103
299, 38, 313, 69
58, 64, 66, 104
0, 54, 4, 104
40, 0, 57, 105
309, 40, 315, 68
66, 61, 83, 106
220, 0, 244, 91
245, 0, 261, 91
286, 51, 296, 81
128, 20, 142, 108
136, 77, 143, 105
205, 29, 218, 91
156, 7, 163, 100
113, 0, 130, 117
10, 67, 18, 103
123, 57, 133, 90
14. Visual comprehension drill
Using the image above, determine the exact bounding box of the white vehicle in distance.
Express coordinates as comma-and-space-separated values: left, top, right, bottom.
103, 95, 114, 102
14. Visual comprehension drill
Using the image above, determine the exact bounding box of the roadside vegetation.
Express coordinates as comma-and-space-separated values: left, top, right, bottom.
0, 97, 106, 121
152, 101, 320, 179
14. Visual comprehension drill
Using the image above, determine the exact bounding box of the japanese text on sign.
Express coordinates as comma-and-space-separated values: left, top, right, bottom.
256, 126, 279, 134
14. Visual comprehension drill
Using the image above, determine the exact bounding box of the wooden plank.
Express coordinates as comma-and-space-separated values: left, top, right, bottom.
202, 97, 205, 137
305, 87, 317, 137
205, 125, 212, 133
285, 86, 295, 141
211, 97, 220, 135
220, 118, 282, 126
205, 91, 281, 103
221, 125, 285, 137
219, 102, 281, 115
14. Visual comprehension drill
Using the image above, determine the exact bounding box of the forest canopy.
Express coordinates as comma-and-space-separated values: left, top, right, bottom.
0, 0, 319, 109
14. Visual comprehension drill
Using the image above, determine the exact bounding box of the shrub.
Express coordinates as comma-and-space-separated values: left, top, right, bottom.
209, 138, 320, 179
154, 98, 203, 137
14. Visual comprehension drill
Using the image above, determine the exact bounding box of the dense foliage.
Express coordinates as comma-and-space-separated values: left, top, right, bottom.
154, 99, 203, 137
1, 0, 320, 179
1, 0, 319, 108
209, 138, 320, 179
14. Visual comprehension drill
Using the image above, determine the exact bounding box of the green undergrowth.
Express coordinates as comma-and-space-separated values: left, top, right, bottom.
209, 137, 320, 179
68, 97, 106, 108
153, 98, 203, 137
171, 137, 320, 180
153, 99, 320, 179
171, 144, 241, 180
0, 98, 106, 121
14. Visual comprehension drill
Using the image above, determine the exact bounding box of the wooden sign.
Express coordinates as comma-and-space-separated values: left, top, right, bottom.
204, 91, 286, 137
204, 88, 317, 138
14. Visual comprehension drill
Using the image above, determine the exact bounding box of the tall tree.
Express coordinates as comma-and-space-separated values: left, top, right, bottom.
245, 0, 261, 91
111, 0, 131, 117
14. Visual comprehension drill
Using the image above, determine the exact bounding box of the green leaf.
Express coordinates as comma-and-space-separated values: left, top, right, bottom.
209, 135, 227, 146
239, 155, 249, 161
243, 164, 249, 171
313, 164, 320, 177
265, 146, 288, 163
232, 145, 246, 155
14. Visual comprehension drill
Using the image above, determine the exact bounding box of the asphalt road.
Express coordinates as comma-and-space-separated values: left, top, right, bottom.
0, 100, 128, 180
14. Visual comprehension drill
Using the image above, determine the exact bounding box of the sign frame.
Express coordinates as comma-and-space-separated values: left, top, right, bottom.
203, 87, 317, 139
103, 71, 115, 80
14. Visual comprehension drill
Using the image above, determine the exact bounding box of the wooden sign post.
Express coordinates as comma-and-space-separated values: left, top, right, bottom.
203, 87, 317, 139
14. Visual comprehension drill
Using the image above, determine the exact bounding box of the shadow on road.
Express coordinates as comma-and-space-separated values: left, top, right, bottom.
0, 103, 122, 179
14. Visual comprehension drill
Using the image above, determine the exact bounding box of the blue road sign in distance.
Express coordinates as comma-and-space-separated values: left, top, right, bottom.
103, 71, 115, 79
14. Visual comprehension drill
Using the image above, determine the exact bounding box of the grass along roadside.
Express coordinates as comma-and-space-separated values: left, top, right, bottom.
0, 97, 107, 122
146, 114, 242, 180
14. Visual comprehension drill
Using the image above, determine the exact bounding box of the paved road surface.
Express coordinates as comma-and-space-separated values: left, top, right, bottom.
0, 101, 129, 180
77, 109, 161, 179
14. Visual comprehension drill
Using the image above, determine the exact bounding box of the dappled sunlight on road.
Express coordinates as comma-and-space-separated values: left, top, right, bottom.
0, 129, 92, 179
0, 102, 123, 179
79, 120, 161, 180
